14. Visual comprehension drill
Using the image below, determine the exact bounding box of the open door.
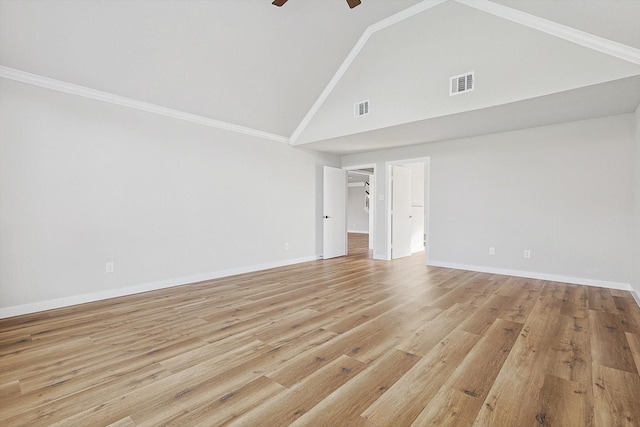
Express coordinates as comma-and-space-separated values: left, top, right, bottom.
391, 165, 412, 259
323, 166, 347, 259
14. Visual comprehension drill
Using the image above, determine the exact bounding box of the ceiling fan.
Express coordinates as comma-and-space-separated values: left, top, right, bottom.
272, 0, 362, 9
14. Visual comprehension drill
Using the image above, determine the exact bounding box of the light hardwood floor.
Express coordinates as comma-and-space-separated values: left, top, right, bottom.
1, 233, 640, 426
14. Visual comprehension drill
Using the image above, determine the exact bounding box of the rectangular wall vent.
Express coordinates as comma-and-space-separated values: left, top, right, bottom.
354, 100, 370, 118
450, 72, 474, 96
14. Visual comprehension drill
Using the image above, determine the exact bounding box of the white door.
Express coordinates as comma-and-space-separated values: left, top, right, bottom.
323, 166, 347, 259
391, 165, 412, 259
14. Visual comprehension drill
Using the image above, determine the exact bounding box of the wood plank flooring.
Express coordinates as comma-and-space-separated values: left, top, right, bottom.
1, 233, 640, 426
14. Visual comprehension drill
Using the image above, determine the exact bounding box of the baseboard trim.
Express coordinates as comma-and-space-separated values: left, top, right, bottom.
427, 260, 631, 291
0, 255, 320, 319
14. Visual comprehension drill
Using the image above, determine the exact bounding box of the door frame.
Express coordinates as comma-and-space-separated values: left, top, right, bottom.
343, 163, 376, 255
385, 157, 430, 261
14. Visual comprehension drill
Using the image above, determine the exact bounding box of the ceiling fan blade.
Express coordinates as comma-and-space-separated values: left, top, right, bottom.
346, 0, 361, 8
272, 0, 288, 6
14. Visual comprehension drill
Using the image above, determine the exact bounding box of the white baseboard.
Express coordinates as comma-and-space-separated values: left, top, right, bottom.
347, 229, 369, 234
0, 255, 319, 319
426, 260, 631, 291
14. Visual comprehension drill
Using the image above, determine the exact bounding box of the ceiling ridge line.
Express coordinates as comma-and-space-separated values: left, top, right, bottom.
455, 0, 640, 66
288, 0, 449, 146
0, 66, 290, 144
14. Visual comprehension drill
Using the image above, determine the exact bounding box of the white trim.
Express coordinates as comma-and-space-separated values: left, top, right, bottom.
347, 228, 369, 234
348, 182, 365, 188
427, 260, 632, 291
289, 0, 448, 145
455, 0, 640, 66
424, 157, 431, 262
632, 289, 640, 309
0, 66, 290, 144
373, 252, 387, 260
0, 256, 319, 319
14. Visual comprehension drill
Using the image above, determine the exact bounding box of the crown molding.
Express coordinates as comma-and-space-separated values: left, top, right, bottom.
289, 0, 448, 145
0, 66, 290, 144
455, 0, 640, 66
290, 0, 640, 146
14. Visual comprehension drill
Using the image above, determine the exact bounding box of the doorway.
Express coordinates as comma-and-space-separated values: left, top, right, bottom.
387, 159, 428, 260
345, 165, 375, 258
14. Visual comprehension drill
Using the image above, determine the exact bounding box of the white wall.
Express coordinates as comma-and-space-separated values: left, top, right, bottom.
0, 79, 339, 315
633, 105, 640, 299
343, 114, 634, 288
347, 184, 369, 233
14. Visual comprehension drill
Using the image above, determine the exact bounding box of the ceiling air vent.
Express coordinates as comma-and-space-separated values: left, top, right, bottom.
450, 72, 474, 96
354, 100, 370, 118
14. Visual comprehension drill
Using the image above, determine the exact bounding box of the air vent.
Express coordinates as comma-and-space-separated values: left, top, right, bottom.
354, 100, 370, 118
450, 72, 474, 96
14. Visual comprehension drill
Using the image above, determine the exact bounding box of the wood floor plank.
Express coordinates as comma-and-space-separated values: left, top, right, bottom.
613, 295, 640, 335
132, 373, 285, 426
41, 340, 273, 426
457, 293, 510, 336
496, 277, 543, 323
627, 332, 640, 375
428, 272, 496, 310
0, 362, 171, 426
0, 336, 94, 384
409, 319, 523, 426
588, 287, 618, 314
17, 335, 205, 395
324, 297, 403, 334
0, 335, 33, 357
0, 380, 21, 401
106, 416, 137, 427
1, 234, 639, 426
546, 314, 592, 385
472, 282, 566, 426
561, 284, 589, 319
289, 349, 421, 427
396, 302, 473, 357
226, 354, 367, 427
265, 340, 346, 388
361, 329, 481, 426
590, 310, 638, 374
152, 375, 285, 426
592, 364, 640, 426
534, 374, 593, 427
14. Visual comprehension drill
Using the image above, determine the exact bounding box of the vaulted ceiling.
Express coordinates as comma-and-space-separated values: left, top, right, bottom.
1, 0, 639, 154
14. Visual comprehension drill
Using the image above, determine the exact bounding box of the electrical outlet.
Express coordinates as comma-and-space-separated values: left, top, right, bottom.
284, 243, 289, 250
106, 261, 115, 273
523, 250, 531, 259
489, 247, 495, 256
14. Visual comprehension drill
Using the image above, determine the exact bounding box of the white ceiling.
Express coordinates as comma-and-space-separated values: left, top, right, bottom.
294, 0, 640, 149
0, 0, 421, 137
1, 0, 639, 154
